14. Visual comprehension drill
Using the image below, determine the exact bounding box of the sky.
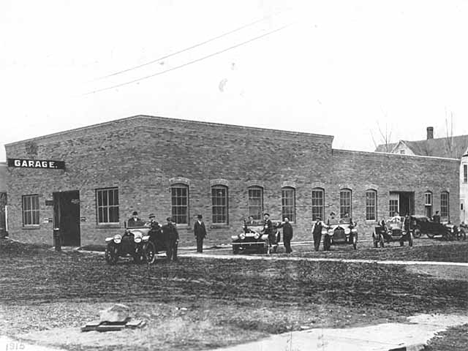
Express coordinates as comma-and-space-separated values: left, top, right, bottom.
1, 0, 468, 162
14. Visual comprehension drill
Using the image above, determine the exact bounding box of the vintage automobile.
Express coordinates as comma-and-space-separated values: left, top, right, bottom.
372, 217, 413, 247
105, 224, 162, 264
323, 218, 358, 251
410, 215, 462, 240
231, 220, 281, 254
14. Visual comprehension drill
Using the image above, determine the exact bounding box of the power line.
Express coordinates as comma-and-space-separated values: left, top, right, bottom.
91, 8, 291, 82
83, 23, 293, 96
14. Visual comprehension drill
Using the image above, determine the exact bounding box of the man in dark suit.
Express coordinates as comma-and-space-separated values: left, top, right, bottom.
194, 214, 207, 253
312, 217, 324, 251
432, 211, 441, 223
127, 211, 141, 227
281, 217, 293, 253
161, 217, 179, 262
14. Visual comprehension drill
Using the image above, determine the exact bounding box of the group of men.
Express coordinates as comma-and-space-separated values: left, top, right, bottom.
244, 213, 294, 253
127, 211, 207, 261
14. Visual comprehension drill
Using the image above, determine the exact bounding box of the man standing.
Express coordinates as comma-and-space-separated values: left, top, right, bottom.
161, 217, 179, 262
433, 211, 441, 223
281, 217, 293, 253
312, 217, 324, 251
262, 213, 277, 253
194, 214, 207, 253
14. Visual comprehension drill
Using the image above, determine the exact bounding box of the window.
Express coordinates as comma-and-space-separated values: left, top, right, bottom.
22, 194, 39, 226
340, 189, 352, 218
424, 191, 433, 219
171, 184, 189, 224
96, 188, 119, 224
464, 165, 467, 183
311, 188, 324, 221
212, 186, 228, 224
281, 187, 295, 222
441, 192, 449, 221
365, 190, 377, 221
389, 193, 399, 217
248, 187, 263, 220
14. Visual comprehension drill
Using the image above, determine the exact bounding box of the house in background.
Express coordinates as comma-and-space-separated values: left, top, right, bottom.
376, 127, 468, 224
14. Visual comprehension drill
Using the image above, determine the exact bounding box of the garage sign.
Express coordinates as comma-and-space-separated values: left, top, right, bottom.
8, 158, 65, 170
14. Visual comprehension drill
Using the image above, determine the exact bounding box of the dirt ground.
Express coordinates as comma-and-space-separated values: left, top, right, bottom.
1, 238, 468, 350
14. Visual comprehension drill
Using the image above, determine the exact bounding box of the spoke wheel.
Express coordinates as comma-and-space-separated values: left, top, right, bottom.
144, 241, 156, 264
413, 228, 421, 239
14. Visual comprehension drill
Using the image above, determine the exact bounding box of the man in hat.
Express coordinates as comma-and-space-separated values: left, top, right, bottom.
127, 211, 141, 227
262, 213, 277, 253
311, 217, 324, 251
194, 214, 207, 253
281, 217, 293, 253
161, 217, 179, 262
146, 213, 162, 251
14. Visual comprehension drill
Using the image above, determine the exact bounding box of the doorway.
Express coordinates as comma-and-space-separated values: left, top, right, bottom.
389, 191, 414, 217
53, 190, 81, 246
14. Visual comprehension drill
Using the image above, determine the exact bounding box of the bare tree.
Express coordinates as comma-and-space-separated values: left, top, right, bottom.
371, 120, 393, 152
444, 109, 455, 158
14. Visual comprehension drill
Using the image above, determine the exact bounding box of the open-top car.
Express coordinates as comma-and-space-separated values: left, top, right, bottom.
373, 217, 413, 247
410, 215, 462, 240
105, 224, 164, 264
231, 220, 281, 254
323, 218, 358, 251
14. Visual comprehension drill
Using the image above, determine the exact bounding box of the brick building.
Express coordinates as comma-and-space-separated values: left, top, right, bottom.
5, 115, 460, 247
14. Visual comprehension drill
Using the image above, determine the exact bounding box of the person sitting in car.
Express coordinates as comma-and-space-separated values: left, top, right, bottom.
127, 211, 142, 227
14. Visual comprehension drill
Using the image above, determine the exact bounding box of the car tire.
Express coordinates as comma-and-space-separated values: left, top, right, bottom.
413, 228, 421, 239
400, 240, 404, 246
408, 233, 414, 247
233, 246, 240, 254
144, 241, 156, 264
460, 229, 467, 241
323, 236, 331, 251
372, 235, 378, 248
379, 238, 385, 248
352, 234, 357, 250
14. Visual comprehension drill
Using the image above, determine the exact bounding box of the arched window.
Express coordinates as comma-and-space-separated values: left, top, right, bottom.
212, 185, 228, 224
440, 191, 449, 221
248, 186, 263, 220
311, 188, 324, 221
171, 183, 189, 224
281, 187, 295, 222
365, 190, 377, 221
340, 189, 352, 218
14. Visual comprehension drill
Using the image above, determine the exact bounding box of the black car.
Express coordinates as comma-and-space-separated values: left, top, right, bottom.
372, 218, 413, 247
411, 215, 462, 240
231, 220, 281, 254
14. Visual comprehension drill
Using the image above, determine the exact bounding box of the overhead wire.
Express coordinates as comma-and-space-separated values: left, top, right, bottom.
82, 22, 294, 96
91, 8, 292, 82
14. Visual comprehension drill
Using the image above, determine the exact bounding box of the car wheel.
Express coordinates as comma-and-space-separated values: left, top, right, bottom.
144, 242, 156, 264
352, 234, 357, 250
133, 247, 145, 264
379, 237, 385, 248
400, 240, 404, 246
408, 233, 414, 247
413, 228, 421, 239
232, 246, 239, 254
105, 243, 119, 265
372, 235, 378, 248
460, 229, 467, 241
427, 232, 435, 239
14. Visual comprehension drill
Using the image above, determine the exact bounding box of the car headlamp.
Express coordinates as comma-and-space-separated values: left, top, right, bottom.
254, 232, 260, 239
113, 234, 122, 244
239, 233, 246, 240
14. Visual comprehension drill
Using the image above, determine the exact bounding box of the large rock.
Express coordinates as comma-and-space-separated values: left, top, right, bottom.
99, 304, 130, 323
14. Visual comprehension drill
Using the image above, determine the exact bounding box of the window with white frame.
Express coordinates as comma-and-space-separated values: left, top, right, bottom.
171, 184, 189, 224
441, 191, 449, 221
248, 186, 263, 220
340, 189, 352, 218
365, 190, 377, 221
311, 188, 324, 221
281, 187, 295, 222
22, 194, 40, 226
389, 193, 399, 217
424, 191, 433, 219
212, 185, 228, 224
96, 188, 119, 224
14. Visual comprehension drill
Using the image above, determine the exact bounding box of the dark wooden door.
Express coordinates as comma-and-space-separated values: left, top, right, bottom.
53, 190, 81, 246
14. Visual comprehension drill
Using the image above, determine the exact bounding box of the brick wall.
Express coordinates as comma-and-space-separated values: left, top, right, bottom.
5, 116, 460, 247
